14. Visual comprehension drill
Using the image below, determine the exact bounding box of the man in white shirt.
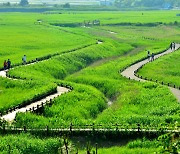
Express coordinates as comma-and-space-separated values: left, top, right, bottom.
22, 55, 26, 64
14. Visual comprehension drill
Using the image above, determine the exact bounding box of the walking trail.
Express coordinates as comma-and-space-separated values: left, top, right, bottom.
0, 61, 70, 122
0, 40, 104, 122
1, 42, 179, 123
121, 43, 180, 102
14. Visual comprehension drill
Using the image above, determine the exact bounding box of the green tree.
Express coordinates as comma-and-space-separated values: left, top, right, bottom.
114, 0, 177, 8
63, 3, 70, 8
3, 2, 11, 6
19, 0, 29, 6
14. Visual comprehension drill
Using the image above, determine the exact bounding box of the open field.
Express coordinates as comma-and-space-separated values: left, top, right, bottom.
0, 10, 180, 153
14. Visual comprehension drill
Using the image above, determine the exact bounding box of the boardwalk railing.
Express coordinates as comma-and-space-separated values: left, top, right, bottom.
0, 84, 73, 117
133, 44, 180, 89
0, 123, 179, 136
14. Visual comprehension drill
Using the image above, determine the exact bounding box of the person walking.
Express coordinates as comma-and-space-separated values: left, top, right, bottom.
170, 43, 173, 51
151, 53, 155, 62
3, 60, 7, 70
173, 42, 176, 50
7, 59, 11, 69
22, 55, 26, 64
147, 50, 151, 61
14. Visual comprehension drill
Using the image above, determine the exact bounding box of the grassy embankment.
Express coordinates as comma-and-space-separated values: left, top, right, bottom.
138, 49, 180, 87
10, 24, 180, 128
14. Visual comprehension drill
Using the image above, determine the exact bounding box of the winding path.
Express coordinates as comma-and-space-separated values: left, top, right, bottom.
0, 40, 103, 122
121, 43, 180, 101
0, 60, 70, 122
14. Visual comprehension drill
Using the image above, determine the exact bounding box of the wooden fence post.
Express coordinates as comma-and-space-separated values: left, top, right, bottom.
70, 123, 72, 133
23, 126, 26, 132
95, 143, 98, 154
92, 123, 95, 132
137, 124, 140, 132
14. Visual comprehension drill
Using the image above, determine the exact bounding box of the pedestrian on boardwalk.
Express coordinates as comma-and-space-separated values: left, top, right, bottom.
173, 42, 176, 50
147, 50, 151, 61
3, 60, 7, 70
170, 43, 173, 51
151, 53, 155, 62
7, 59, 11, 69
22, 55, 27, 64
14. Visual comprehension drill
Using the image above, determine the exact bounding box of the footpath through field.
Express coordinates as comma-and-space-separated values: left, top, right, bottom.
0, 40, 103, 122
121, 43, 180, 102
0, 42, 180, 134
0, 58, 71, 122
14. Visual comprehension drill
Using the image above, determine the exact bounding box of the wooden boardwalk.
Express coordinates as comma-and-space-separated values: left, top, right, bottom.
121, 43, 180, 102
0, 125, 179, 134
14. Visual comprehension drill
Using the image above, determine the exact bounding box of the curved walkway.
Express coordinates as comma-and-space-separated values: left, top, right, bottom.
0, 39, 105, 122
121, 43, 180, 102
0, 61, 70, 122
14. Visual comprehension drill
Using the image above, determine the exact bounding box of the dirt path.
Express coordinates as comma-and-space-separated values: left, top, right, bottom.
121, 43, 180, 102
0, 62, 70, 122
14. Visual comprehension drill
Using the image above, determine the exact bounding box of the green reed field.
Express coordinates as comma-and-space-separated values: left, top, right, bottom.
0, 10, 180, 153
0, 13, 95, 65
0, 133, 160, 154
138, 49, 180, 87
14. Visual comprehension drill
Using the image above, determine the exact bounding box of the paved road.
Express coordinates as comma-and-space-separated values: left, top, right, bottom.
121, 43, 180, 102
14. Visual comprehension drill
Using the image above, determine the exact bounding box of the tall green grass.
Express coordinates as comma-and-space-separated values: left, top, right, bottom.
0, 13, 95, 65
0, 133, 61, 154
0, 78, 56, 114
138, 49, 180, 87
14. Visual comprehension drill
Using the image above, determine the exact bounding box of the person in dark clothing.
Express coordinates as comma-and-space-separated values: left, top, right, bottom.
147, 50, 151, 61
151, 53, 155, 62
7, 59, 11, 69
173, 42, 176, 50
170, 43, 173, 50
3, 60, 7, 70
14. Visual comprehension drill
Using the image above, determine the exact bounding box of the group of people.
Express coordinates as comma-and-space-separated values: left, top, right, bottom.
147, 43, 176, 62
3, 59, 11, 70
170, 42, 176, 51
147, 51, 155, 62
3, 55, 27, 70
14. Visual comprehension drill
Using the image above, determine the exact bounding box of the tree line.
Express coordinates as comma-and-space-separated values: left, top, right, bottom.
114, 0, 180, 8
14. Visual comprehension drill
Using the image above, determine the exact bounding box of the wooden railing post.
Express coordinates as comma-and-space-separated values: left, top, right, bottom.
70, 123, 72, 133
92, 123, 95, 132
95, 143, 98, 154
23, 126, 26, 132
137, 124, 140, 132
